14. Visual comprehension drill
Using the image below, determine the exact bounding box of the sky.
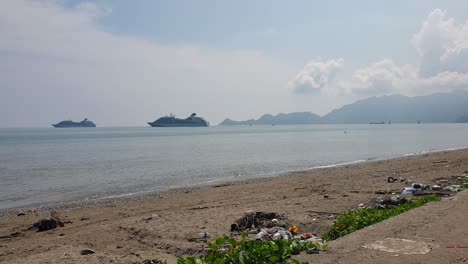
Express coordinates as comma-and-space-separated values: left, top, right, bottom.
2, 0, 468, 127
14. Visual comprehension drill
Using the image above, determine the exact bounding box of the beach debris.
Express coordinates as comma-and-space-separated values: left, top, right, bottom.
431, 185, 442, 190
387, 176, 398, 183
268, 226, 288, 233
288, 225, 299, 235
80, 249, 95, 255
232, 212, 324, 246
230, 223, 238, 232
364, 238, 438, 255
255, 229, 269, 240
143, 213, 160, 223
80, 217, 90, 221
28, 218, 64, 232
151, 213, 160, 219
272, 230, 292, 240
232, 212, 286, 232
374, 196, 408, 208
16, 212, 26, 216
323, 194, 330, 198
255, 227, 293, 241
444, 185, 462, 192
401, 187, 417, 197
198, 232, 210, 239
411, 183, 429, 190
305, 236, 323, 244
433, 160, 448, 164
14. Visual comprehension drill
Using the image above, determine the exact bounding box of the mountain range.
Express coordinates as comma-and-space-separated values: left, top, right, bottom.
219, 91, 468, 125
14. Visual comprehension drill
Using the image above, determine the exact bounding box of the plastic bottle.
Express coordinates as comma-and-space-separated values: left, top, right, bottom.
198, 232, 209, 239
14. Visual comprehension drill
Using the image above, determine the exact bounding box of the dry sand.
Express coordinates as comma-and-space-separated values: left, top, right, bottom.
1, 149, 468, 263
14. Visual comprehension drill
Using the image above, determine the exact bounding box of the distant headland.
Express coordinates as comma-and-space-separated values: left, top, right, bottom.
220, 91, 468, 125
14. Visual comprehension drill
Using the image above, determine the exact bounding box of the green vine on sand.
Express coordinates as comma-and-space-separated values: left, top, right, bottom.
177, 233, 322, 264
322, 195, 440, 241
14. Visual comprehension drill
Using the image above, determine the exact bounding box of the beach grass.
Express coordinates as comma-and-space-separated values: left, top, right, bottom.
322, 195, 441, 241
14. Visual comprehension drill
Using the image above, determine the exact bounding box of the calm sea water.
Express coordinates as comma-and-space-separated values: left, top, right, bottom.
1, 124, 468, 209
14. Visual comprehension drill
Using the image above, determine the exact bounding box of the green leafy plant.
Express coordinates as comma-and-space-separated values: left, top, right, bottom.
463, 177, 468, 188
322, 195, 440, 241
177, 233, 320, 264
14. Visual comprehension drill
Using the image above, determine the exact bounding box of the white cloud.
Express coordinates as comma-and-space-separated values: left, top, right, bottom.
338, 59, 416, 95
439, 23, 468, 74
412, 9, 468, 77
343, 59, 468, 96
287, 59, 343, 94
290, 9, 468, 97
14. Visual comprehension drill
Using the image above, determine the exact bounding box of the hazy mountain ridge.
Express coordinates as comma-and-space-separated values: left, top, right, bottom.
220, 112, 321, 125
219, 91, 468, 125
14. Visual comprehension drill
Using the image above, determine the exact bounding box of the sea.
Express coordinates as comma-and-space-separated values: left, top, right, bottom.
1, 124, 468, 209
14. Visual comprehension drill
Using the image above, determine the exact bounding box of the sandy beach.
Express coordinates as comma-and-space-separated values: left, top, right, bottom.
1, 149, 467, 263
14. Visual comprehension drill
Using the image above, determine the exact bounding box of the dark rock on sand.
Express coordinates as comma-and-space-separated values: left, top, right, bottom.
80, 249, 95, 255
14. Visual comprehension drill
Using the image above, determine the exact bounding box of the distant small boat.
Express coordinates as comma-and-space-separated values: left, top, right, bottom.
369, 122, 385, 125
52, 118, 96, 128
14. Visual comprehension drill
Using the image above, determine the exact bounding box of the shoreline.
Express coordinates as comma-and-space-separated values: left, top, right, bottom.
1, 146, 467, 217
0, 148, 467, 263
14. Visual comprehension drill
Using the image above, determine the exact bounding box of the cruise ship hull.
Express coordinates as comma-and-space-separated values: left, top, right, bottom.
147, 122, 208, 127
52, 124, 96, 128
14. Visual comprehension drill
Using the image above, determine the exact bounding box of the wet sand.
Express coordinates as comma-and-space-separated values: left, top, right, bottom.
0, 148, 467, 263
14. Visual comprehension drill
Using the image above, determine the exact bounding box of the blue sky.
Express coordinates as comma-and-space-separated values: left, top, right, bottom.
1, 0, 468, 127
91, 0, 468, 64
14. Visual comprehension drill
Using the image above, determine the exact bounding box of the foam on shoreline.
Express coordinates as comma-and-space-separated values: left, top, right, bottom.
1, 146, 467, 216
